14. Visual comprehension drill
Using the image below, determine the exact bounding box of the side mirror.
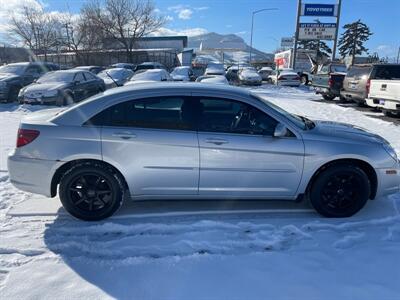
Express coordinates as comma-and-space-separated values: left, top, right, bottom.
274, 123, 288, 138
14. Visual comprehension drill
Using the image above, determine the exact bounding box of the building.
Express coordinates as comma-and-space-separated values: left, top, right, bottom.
38, 36, 190, 69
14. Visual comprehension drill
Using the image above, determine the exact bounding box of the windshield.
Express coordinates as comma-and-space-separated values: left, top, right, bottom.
331, 65, 347, 73
37, 71, 74, 83
171, 68, 189, 76
131, 71, 162, 81
0, 64, 27, 75
253, 94, 309, 130
98, 69, 127, 80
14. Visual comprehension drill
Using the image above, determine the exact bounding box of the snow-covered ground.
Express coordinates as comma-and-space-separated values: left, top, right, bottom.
1, 85, 400, 299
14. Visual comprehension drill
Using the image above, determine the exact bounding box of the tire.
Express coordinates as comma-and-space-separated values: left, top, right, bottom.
57, 92, 74, 106
383, 110, 396, 117
59, 163, 125, 221
309, 164, 370, 218
322, 94, 335, 101
300, 75, 308, 85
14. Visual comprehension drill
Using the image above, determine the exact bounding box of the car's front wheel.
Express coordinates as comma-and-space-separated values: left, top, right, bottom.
59, 163, 124, 221
309, 164, 370, 218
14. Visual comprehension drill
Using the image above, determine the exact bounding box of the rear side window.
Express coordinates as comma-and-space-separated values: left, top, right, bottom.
87, 97, 196, 131
347, 66, 372, 78
374, 65, 400, 80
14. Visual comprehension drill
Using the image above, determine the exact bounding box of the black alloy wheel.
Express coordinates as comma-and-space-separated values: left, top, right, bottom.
310, 164, 370, 218
59, 164, 124, 221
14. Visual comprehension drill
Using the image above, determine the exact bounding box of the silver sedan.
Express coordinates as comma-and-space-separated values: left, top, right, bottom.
8, 83, 400, 220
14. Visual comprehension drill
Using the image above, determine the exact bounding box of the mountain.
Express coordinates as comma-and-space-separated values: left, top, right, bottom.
188, 32, 273, 63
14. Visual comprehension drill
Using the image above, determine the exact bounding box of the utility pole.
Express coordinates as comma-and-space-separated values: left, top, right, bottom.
292, 0, 302, 69
332, 0, 342, 61
397, 46, 400, 63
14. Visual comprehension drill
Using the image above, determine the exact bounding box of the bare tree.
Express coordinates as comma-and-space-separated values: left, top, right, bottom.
9, 5, 61, 60
82, 0, 165, 62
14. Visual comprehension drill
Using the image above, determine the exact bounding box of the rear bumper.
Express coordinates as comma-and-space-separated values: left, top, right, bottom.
278, 81, 300, 87
366, 98, 400, 111
7, 153, 62, 197
340, 90, 366, 103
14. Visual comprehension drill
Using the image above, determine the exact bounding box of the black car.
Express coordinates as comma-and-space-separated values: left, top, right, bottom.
74, 66, 105, 74
134, 62, 166, 72
0, 62, 59, 102
19, 69, 105, 106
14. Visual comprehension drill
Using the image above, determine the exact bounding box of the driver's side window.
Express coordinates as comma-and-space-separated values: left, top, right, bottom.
198, 98, 278, 136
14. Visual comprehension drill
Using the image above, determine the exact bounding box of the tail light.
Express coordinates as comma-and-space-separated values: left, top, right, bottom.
366, 79, 371, 96
328, 77, 333, 88
17, 129, 40, 148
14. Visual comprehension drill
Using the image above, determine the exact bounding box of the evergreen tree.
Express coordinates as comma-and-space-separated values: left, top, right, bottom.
338, 19, 372, 65
298, 40, 332, 58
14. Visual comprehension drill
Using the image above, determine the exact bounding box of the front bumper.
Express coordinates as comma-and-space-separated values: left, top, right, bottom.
8, 153, 62, 197
375, 162, 400, 199
21, 95, 60, 105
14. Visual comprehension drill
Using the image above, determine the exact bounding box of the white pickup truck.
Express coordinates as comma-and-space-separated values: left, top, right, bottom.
366, 80, 400, 116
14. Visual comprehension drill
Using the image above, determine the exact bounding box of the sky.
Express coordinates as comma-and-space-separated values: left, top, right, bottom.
1, 0, 399, 59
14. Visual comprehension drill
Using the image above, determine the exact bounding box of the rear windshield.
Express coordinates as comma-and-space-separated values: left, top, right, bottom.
373, 65, 400, 80
347, 66, 372, 77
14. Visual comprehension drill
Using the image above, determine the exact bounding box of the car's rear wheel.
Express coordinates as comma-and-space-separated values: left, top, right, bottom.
8, 86, 19, 102
59, 164, 124, 221
309, 164, 370, 218
322, 94, 335, 101
300, 75, 308, 85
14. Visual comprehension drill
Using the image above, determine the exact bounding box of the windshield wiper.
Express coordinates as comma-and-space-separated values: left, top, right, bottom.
105, 71, 121, 87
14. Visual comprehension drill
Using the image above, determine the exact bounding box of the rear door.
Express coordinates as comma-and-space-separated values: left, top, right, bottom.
99, 96, 200, 196
72, 72, 87, 101
83, 71, 101, 96
195, 97, 304, 198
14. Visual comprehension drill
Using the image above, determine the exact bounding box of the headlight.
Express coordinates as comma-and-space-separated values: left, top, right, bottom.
383, 142, 398, 161
43, 90, 58, 97
18, 88, 26, 97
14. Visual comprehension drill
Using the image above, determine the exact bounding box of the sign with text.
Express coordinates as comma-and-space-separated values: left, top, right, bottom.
298, 23, 336, 40
301, 4, 338, 17
281, 37, 294, 47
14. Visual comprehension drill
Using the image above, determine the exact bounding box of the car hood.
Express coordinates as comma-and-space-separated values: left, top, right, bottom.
309, 120, 386, 144
124, 80, 159, 86
25, 82, 67, 92
0, 73, 19, 81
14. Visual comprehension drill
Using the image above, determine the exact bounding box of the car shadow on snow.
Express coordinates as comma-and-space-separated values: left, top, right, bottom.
41, 195, 400, 298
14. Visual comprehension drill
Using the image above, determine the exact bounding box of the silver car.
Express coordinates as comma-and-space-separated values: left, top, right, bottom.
8, 83, 400, 220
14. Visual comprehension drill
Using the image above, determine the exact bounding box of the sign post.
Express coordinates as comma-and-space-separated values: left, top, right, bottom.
332, 0, 342, 60
292, 0, 302, 69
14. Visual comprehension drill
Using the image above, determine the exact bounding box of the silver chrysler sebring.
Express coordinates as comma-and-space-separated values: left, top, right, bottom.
8, 83, 400, 220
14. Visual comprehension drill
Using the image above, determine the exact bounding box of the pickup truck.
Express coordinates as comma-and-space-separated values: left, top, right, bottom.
312, 63, 347, 100
366, 80, 400, 116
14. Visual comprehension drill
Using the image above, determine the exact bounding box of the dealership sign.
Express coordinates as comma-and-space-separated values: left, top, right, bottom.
301, 4, 338, 17
298, 23, 337, 40
281, 37, 294, 47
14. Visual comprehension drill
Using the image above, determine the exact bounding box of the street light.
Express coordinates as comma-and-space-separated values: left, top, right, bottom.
249, 8, 278, 64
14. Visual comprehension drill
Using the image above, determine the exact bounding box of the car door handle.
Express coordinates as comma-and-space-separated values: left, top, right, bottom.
112, 131, 137, 139
205, 138, 229, 145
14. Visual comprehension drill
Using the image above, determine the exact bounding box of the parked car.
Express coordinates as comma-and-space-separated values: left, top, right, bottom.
204, 62, 225, 76
74, 66, 105, 74
225, 66, 240, 84
8, 83, 399, 220
258, 67, 274, 81
134, 62, 166, 72
0, 62, 59, 102
18, 69, 105, 106
170, 66, 195, 81
268, 69, 301, 87
312, 63, 347, 100
125, 69, 172, 85
238, 68, 262, 86
196, 75, 229, 85
97, 68, 134, 89
110, 63, 136, 71
365, 66, 400, 116
341, 64, 400, 106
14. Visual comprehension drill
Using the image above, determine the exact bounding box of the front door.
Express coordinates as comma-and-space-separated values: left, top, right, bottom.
196, 97, 304, 198
99, 96, 199, 196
